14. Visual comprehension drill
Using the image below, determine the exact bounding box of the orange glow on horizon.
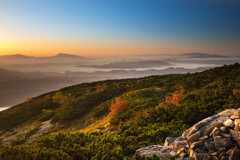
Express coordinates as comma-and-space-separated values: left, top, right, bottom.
0, 38, 239, 57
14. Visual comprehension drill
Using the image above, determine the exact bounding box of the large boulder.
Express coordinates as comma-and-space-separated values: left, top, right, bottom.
135, 108, 240, 160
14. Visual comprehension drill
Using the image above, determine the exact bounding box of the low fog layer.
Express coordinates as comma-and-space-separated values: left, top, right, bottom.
0, 53, 239, 107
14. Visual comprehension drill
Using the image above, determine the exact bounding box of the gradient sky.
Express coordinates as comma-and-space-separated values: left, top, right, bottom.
0, 0, 240, 57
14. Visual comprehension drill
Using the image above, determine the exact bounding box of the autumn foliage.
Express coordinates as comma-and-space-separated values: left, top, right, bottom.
109, 97, 128, 115
233, 89, 240, 96
159, 91, 183, 108
95, 83, 107, 92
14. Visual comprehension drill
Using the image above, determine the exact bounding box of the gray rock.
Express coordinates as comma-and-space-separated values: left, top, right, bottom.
220, 126, 228, 133
191, 141, 204, 149
229, 149, 240, 160
217, 147, 226, 155
194, 153, 209, 160
223, 119, 235, 127
139, 151, 161, 157
202, 117, 227, 136
177, 147, 186, 155
230, 115, 240, 119
136, 144, 163, 155
229, 129, 240, 141
218, 109, 236, 117
198, 135, 208, 141
188, 149, 196, 157
161, 147, 172, 153
164, 137, 177, 146
210, 127, 221, 137
187, 131, 201, 143
211, 156, 219, 160
221, 133, 231, 138
234, 119, 240, 130
193, 153, 204, 160
205, 141, 215, 151
170, 151, 177, 156
183, 158, 195, 160
213, 136, 232, 150
178, 153, 186, 160
173, 139, 188, 152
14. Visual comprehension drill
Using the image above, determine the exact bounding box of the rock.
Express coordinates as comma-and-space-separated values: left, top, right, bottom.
187, 131, 201, 143
198, 135, 208, 141
183, 158, 195, 160
161, 147, 172, 153
220, 156, 228, 160
193, 153, 204, 160
189, 149, 197, 157
223, 119, 235, 127
202, 118, 226, 136
217, 147, 226, 155
177, 147, 186, 155
194, 116, 215, 130
172, 137, 187, 150
173, 140, 188, 152
233, 109, 240, 116
210, 127, 220, 136
136, 144, 163, 155
204, 156, 211, 160
205, 141, 215, 151
218, 109, 236, 117
220, 126, 229, 133
178, 153, 186, 160
230, 115, 240, 119
210, 152, 218, 156
229, 129, 240, 141
139, 152, 171, 160
201, 153, 210, 160
193, 153, 209, 160
133, 108, 240, 160
234, 119, 240, 130
191, 141, 204, 149
164, 137, 177, 146
211, 156, 219, 160
182, 115, 219, 140
220, 133, 231, 138
229, 149, 240, 160
213, 136, 232, 150
170, 151, 177, 156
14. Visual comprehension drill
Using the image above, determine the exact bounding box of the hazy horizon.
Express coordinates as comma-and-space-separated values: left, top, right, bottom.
1, 52, 240, 108
0, 0, 240, 108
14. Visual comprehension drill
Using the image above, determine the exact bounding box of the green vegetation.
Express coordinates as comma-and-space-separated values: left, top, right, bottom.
0, 63, 240, 159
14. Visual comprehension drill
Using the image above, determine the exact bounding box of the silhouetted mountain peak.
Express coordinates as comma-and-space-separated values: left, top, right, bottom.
0, 54, 34, 59
179, 53, 229, 58
53, 53, 85, 59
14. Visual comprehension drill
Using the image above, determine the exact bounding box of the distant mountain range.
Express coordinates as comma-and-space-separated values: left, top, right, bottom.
0, 53, 85, 59
178, 53, 229, 58
0, 53, 232, 60
79, 60, 171, 69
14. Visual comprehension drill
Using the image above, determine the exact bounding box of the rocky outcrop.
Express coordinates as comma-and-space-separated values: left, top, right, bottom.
136, 108, 240, 160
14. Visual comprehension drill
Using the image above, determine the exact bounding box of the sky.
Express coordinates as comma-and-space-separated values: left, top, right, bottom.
0, 0, 240, 57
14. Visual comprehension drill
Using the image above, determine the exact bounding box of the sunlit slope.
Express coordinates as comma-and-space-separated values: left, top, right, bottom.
0, 63, 240, 133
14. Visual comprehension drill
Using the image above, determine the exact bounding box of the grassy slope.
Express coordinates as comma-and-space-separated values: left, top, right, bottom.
0, 63, 240, 159
1, 63, 240, 132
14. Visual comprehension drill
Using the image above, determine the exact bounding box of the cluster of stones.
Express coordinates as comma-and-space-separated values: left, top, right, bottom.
136, 108, 240, 160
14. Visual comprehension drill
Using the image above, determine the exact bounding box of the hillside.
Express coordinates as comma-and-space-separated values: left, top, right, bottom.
0, 63, 240, 159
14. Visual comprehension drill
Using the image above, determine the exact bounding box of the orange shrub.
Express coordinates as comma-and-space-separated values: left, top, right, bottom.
159, 91, 183, 107
109, 97, 128, 115
233, 89, 240, 96
95, 83, 107, 92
